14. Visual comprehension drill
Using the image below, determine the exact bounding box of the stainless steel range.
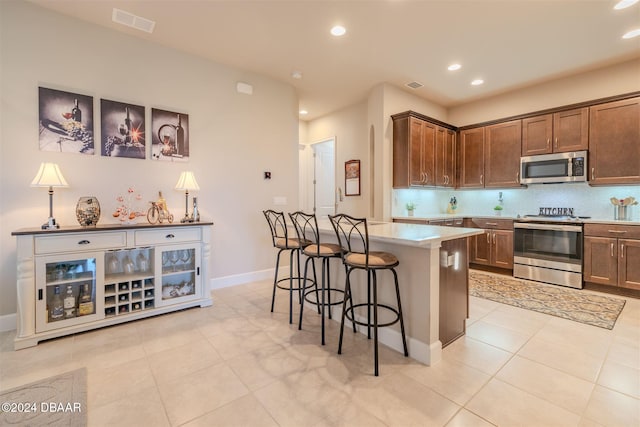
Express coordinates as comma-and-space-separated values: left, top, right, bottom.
514, 210, 588, 289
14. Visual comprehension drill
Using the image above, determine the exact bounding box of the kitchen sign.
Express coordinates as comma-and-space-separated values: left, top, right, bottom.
538, 207, 575, 216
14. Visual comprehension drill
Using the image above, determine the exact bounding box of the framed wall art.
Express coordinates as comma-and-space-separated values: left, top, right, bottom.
151, 108, 189, 162
38, 87, 94, 154
100, 99, 146, 159
345, 159, 361, 196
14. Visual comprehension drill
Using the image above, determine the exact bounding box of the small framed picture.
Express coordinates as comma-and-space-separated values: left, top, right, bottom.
345, 159, 361, 196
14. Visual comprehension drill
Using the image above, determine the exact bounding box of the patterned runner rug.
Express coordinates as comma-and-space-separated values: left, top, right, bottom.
0, 368, 87, 426
469, 270, 626, 330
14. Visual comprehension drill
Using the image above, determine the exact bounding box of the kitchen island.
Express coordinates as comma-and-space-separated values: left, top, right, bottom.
316, 220, 483, 366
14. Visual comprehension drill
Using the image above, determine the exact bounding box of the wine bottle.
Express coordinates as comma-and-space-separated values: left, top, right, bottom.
77, 283, 94, 316
50, 285, 64, 321
175, 114, 185, 156
124, 107, 132, 143
63, 285, 76, 318
72, 98, 82, 122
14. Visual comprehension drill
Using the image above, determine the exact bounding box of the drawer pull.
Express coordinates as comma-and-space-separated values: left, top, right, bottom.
78, 240, 91, 245
486, 222, 498, 226
608, 230, 627, 234
165, 234, 176, 239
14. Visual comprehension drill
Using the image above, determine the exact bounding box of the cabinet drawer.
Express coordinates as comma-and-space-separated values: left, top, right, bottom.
135, 227, 201, 246
393, 218, 428, 225
35, 232, 126, 254
470, 218, 513, 230
584, 223, 640, 239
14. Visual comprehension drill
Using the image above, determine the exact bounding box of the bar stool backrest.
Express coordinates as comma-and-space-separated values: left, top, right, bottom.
263, 209, 289, 248
289, 211, 320, 253
328, 214, 370, 266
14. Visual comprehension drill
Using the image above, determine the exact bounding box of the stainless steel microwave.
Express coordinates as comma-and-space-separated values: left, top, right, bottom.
520, 150, 587, 184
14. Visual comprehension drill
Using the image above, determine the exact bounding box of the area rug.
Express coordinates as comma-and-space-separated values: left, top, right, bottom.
0, 368, 87, 426
469, 270, 626, 330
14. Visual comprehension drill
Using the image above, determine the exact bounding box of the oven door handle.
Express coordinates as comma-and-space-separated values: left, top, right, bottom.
514, 222, 583, 232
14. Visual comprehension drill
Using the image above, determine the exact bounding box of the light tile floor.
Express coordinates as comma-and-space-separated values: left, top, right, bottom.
1, 277, 639, 427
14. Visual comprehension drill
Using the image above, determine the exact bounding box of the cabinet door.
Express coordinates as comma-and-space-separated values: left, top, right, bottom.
156, 245, 202, 306
409, 118, 425, 186
584, 236, 618, 286
35, 251, 104, 332
459, 127, 485, 188
421, 121, 437, 186
485, 120, 522, 188
553, 107, 589, 153
470, 231, 491, 265
619, 239, 640, 290
522, 114, 553, 155
589, 97, 640, 185
492, 230, 514, 269
436, 127, 456, 187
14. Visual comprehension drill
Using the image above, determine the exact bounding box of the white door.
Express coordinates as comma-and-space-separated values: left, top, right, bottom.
312, 139, 336, 217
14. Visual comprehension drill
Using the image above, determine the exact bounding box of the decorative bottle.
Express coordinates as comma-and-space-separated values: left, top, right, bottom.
124, 107, 132, 143
77, 283, 94, 316
192, 197, 200, 222
50, 285, 64, 321
72, 98, 82, 122
63, 285, 76, 318
175, 114, 185, 156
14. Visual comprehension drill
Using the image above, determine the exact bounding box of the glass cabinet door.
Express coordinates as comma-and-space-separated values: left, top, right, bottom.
35, 251, 104, 332
155, 245, 201, 307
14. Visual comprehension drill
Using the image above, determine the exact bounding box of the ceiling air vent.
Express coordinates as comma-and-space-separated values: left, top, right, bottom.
406, 81, 423, 89
112, 8, 156, 34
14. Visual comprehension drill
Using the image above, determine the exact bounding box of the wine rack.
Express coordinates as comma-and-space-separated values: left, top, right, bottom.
104, 248, 155, 317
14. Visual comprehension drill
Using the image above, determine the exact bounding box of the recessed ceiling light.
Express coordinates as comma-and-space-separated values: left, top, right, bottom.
614, 0, 639, 10
448, 63, 461, 71
330, 25, 346, 36
471, 79, 484, 86
622, 28, 640, 39
291, 71, 303, 79
299, 110, 308, 115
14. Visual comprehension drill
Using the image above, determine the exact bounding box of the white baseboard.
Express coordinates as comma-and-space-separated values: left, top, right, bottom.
210, 268, 276, 290
0, 313, 16, 332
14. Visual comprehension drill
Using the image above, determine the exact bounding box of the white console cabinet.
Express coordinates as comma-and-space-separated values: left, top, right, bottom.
12, 222, 213, 349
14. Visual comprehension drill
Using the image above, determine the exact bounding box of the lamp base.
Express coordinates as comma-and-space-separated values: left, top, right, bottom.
180, 215, 194, 223
42, 217, 59, 230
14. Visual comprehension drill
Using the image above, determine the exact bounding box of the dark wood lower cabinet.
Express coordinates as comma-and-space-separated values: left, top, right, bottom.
584, 224, 640, 291
439, 238, 469, 347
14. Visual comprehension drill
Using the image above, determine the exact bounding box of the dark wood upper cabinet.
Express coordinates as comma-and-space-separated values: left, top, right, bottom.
436, 127, 456, 187
458, 127, 485, 188
393, 112, 453, 188
485, 119, 522, 188
522, 108, 589, 155
589, 97, 640, 185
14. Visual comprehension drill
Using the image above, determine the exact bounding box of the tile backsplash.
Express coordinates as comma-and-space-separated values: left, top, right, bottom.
393, 184, 640, 221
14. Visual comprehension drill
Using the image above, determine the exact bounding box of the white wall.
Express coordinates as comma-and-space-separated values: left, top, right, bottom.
0, 2, 299, 316
304, 102, 369, 217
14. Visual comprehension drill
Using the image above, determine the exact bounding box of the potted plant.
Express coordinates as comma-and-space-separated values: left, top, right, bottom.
406, 202, 416, 216
493, 205, 503, 216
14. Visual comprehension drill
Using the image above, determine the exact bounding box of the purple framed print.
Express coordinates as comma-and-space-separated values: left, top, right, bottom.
101, 99, 146, 159
38, 87, 94, 154
151, 108, 190, 162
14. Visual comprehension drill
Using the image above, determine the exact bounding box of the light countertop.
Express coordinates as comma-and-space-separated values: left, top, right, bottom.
317, 219, 484, 248
392, 215, 640, 226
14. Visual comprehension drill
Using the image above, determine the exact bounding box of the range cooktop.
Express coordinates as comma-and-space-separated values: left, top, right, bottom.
516, 214, 591, 223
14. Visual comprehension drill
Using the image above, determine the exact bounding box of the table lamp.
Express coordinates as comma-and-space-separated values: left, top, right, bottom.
175, 171, 199, 223
31, 162, 69, 230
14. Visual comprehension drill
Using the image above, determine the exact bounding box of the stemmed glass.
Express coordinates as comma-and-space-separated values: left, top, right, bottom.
162, 252, 170, 273
180, 250, 191, 270
169, 251, 180, 272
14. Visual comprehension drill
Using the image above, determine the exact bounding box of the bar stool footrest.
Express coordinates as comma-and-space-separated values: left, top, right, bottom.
344, 302, 402, 329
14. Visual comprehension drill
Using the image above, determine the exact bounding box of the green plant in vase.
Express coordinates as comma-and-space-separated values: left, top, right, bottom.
493, 205, 503, 216
406, 202, 416, 216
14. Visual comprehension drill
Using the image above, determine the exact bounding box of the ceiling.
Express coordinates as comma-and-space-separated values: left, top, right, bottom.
27, 0, 640, 120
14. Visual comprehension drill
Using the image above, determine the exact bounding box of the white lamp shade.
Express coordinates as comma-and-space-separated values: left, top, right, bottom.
31, 163, 69, 187
175, 171, 200, 191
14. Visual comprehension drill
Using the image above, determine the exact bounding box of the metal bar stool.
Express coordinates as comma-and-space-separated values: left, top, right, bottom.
263, 210, 314, 324
289, 211, 346, 345
329, 214, 408, 376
